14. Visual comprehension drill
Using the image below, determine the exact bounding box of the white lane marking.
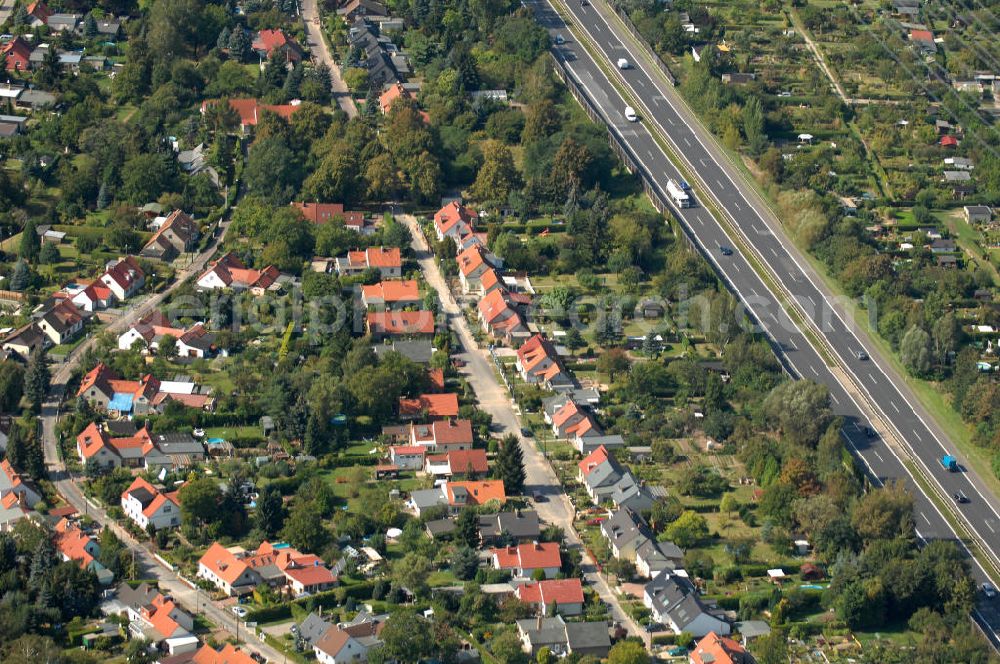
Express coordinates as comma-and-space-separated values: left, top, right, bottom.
699, 159, 707, 167
716, 178, 725, 188
734, 201, 741, 210
732, 262, 740, 272
873, 449, 885, 462
750, 288, 758, 297
921, 511, 931, 525
646, 149, 653, 158
868, 372, 876, 384
665, 112, 672, 120
563, 0, 1000, 551
808, 365, 818, 376
987, 521, 997, 534
683, 136, 691, 147
913, 429, 923, 441
807, 295, 816, 306
891, 401, 900, 414
769, 247, 778, 258
830, 393, 839, 405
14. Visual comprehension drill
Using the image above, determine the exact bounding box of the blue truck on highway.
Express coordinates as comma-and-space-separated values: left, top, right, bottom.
941, 455, 958, 471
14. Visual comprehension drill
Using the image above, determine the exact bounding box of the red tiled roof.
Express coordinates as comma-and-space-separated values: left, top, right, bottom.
346, 247, 401, 269
427, 368, 445, 391
578, 445, 612, 477
293, 202, 365, 226
447, 480, 506, 506
457, 244, 488, 277
690, 632, 747, 664
200, 98, 300, 127
492, 542, 561, 570
390, 445, 426, 456
362, 280, 420, 303
515, 578, 584, 605
434, 201, 478, 236
399, 393, 459, 418
103, 256, 144, 292
191, 643, 257, 664
367, 311, 435, 336
910, 29, 934, 42
517, 334, 559, 372
433, 448, 488, 474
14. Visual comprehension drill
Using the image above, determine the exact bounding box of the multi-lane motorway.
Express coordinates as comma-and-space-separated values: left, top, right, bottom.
525, 0, 1000, 643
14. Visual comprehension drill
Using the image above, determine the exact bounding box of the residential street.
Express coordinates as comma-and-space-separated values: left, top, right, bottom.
36, 217, 285, 663
400, 215, 647, 645
300, 0, 358, 118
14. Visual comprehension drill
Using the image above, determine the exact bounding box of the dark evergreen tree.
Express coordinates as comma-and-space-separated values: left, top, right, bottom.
455, 507, 480, 548
25, 350, 50, 412
10, 259, 30, 291
19, 220, 39, 263
83, 14, 98, 39
256, 484, 286, 537
495, 434, 526, 495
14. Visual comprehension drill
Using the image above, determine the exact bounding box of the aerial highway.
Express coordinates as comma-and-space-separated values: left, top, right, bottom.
524, 0, 1000, 644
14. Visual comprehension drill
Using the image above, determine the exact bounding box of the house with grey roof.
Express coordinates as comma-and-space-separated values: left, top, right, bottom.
297, 612, 334, 646
516, 616, 610, 658
644, 570, 730, 637
601, 508, 647, 559
373, 339, 434, 363
635, 537, 683, 579
965, 205, 993, 224
479, 510, 540, 545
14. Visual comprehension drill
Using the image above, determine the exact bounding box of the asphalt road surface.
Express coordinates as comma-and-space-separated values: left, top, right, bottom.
401, 215, 649, 645
527, 0, 1000, 645
300, 0, 358, 118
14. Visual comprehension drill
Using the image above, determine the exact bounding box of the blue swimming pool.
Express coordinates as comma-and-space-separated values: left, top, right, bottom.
206, 437, 225, 444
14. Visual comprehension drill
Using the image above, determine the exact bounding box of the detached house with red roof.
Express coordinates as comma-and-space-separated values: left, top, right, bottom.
71, 280, 115, 312
424, 448, 488, 477
198, 541, 337, 597
491, 542, 562, 579
100, 256, 145, 301
478, 288, 530, 343
26, 1, 53, 27
398, 393, 460, 420
366, 311, 435, 338
121, 476, 181, 530
433, 201, 479, 243
119, 311, 221, 358
335, 246, 402, 278
389, 445, 426, 470
200, 98, 301, 133
313, 616, 386, 664
515, 578, 585, 615
197, 252, 281, 294
252, 29, 303, 65
457, 244, 499, 295
115, 582, 196, 655
1, 37, 33, 72
77, 363, 160, 415
187, 643, 257, 664
516, 334, 574, 391
360, 280, 420, 309
293, 202, 369, 232
53, 517, 114, 584
408, 418, 474, 450
690, 632, 750, 664
0, 459, 42, 508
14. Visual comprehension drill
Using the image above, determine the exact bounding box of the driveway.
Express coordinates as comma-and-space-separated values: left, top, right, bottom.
400, 215, 647, 644
300, 0, 358, 117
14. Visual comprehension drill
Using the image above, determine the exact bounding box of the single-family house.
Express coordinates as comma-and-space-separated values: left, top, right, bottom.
515, 616, 610, 658
398, 393, 459, 420
408, 418, 474, 450
457, 244, 495, 295
515, 578, 584, 615
198, 540, 336, 597
689, 632, 750, 664
168, 644, 257, 664
199, 98, 301, 133
0, 459, 41, 508
965, 205, 993, 224
47, 13, 80, 31
54, 518, 113, 584
335, 247, 402, 278
408, 480, 506, 516
644, 570, 730, 637
478, 510, 541, 545
26, 1, 52, 27
100, 256, 145, 301
1, 324, 46, 360
121, 477, 181, 530
337, 0, 387, 22
491, 542, 561, 579
313, 613, 385, 664
372, 339, 434, 363
71, 280, 116, 312
433, 201, 479, 242
478, 288, 530, 341
516, 334, 574, 390
197, 253, 281, 293
293, 202, 366, 230
424, 448, 488, 477
360, 280, 420, 309
76, 363, 160, 415
140, 210, 200, 262
116, 582, 196, 653
379, 82, 413, 114
37, 299, 85, 345
366, 311, 435, 338
389, 445, 425, 470
1, 37, 33, 72
252, 29, 303, 64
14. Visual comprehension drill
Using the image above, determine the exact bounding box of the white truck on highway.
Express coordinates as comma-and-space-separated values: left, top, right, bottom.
666, 178, 692, 207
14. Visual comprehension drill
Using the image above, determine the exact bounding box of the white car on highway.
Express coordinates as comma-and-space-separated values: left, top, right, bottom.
617, 58, 630, 69
624, 106, 637, 122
